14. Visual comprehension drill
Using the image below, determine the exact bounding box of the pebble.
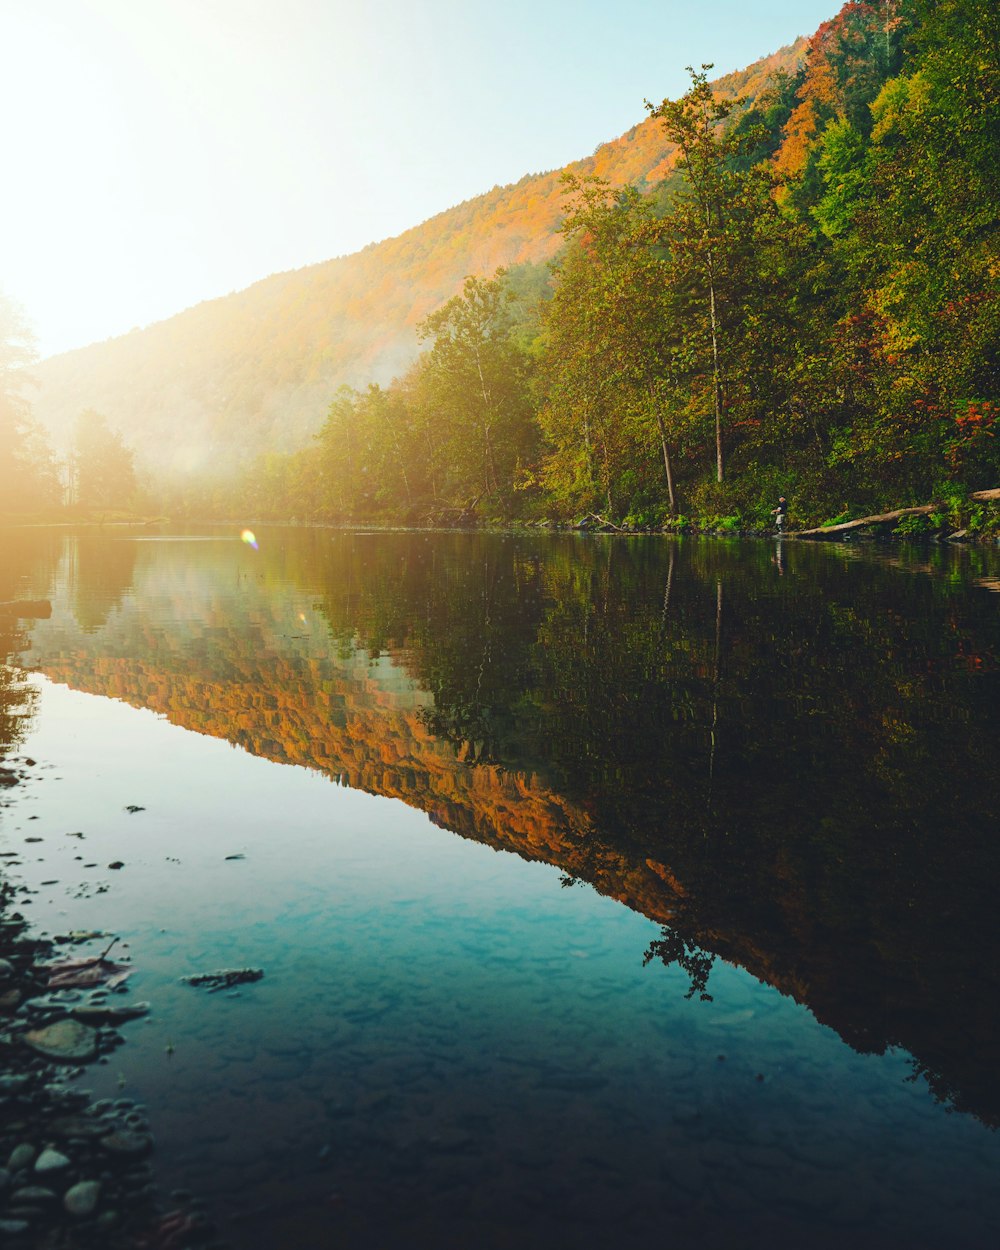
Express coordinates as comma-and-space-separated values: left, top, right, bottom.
11, 1185, 57, 1204
7, 1143, 36, 1171
100, 1129, 153, 1158
63, 1179, 101, 1217
0, 1218, 30, 1235
34, 1147, 71, 1174
0, 958, 15, 979
24, 1019, 98, 1063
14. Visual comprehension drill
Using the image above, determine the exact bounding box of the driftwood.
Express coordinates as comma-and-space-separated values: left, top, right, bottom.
796, 489, 1000, 538
576, 513, 623, 532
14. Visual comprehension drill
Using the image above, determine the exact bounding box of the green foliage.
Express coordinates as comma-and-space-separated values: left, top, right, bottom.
187, 1, 999, 533
416, 271, 537, 518
537, 176, 680, 520
892, 512, 934, 537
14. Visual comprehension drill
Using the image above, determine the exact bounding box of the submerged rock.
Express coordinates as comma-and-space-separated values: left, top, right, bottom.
181, 968, 263, 991
7, 1144, 36, 1171
100, 1129, 153, 1158
34, 1147, 71, 1174
64, 1179, 101, 1217
25, 1019, 98, 1063
11, 1185, 58, 1203
71, 1001, 150, 1024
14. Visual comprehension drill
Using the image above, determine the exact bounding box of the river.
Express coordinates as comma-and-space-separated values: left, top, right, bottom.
1, 526, 999, 1248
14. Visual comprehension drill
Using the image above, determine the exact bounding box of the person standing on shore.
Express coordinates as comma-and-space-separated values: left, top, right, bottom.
771, 496, 787, 533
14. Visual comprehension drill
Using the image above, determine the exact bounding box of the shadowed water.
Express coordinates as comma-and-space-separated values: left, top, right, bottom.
1, 526, 1000, 1249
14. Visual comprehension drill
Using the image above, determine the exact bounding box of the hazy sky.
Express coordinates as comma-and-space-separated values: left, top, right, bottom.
1, 0, 837, 359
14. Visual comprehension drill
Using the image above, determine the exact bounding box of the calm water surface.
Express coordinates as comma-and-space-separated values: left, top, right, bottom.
1, 527, 999, 1249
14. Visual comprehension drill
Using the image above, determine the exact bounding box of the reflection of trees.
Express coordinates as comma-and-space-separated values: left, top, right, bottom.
0, 636, 37, 762
66, 536, 138, 633
313, 533, 1000, 1123
0, 529, 58, 761
20, 528, 1000, 1125
643, 927, 715, 1001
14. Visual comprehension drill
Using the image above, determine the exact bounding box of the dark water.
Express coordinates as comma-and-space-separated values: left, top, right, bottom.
2, 527, 1000, 1249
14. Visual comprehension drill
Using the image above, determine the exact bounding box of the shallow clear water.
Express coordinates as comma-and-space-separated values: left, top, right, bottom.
1, 527, 1000, 1248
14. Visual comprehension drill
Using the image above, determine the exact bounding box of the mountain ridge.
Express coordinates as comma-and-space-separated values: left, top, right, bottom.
30, 40, 807, 475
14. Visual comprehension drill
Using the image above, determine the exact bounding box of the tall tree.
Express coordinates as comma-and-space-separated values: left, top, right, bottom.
417, 271, 536, 518
647, 68, 736, 483
0, 294, 59, 512
648, 67, 801, 489
540, 175, 681, 519
71, 409, 136, 509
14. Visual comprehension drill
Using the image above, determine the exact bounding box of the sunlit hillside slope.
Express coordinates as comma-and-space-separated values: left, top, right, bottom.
30, 43, 805, 475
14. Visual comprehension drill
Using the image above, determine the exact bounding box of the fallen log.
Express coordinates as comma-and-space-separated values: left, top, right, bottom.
796, 489, 1000, 538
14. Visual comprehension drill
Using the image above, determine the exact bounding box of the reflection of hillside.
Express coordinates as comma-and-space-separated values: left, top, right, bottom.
38, 642, 610, 871
23, 530, 1000, 1129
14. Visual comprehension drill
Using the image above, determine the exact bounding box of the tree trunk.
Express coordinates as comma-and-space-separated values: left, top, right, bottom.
707, 261, 723, 484
648, 378, 677, 516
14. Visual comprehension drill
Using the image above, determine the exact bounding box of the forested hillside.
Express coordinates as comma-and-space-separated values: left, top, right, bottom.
27, 44, 803, 476
13, 1, 1000, 532
219, 0, 998, 532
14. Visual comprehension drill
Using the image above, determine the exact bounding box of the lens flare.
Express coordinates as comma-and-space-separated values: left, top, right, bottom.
240, 529, 258, 549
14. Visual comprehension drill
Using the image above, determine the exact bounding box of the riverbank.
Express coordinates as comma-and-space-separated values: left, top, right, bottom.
0, 508, 168, 530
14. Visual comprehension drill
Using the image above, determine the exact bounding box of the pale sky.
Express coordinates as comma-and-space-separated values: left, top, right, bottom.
0, 0, 837, 360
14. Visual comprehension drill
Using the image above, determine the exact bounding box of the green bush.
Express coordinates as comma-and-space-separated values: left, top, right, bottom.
892, 512, 934, 536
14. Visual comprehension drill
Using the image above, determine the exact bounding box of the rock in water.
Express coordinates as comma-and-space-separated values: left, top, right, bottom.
34, 1148, 71, 1174
100, 1130, 153, 1158
7, 1144, 36, 1171
25, 1018, 98, 1063
64, 1180, 101, 1217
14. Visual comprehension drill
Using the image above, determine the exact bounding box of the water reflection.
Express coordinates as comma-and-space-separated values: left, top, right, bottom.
0, 530, 60, 763
6, 527, 1000, 1136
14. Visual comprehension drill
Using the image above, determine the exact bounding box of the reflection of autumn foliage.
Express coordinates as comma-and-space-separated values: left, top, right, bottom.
0, 642, 37, 764
27, 529, 1000, 1126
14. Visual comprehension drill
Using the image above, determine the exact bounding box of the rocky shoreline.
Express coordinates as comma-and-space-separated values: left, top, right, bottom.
0, 784, 221, 1250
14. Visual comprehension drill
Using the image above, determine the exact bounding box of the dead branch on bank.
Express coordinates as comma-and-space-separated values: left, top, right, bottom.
795, 488, 1000, 538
